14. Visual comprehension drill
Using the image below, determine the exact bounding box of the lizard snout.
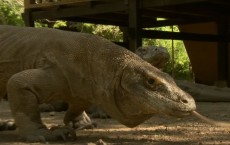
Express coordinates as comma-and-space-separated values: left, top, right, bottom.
170, 89, 197, 116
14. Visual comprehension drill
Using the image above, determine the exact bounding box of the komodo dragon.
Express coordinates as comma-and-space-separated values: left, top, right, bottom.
37, 45, 170, 126
0, 25, 197, 141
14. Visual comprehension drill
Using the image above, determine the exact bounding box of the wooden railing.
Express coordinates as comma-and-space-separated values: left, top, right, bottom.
24, 0, 96, 9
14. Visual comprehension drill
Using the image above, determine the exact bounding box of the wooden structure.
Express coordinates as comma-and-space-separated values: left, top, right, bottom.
23, 0, 230, 87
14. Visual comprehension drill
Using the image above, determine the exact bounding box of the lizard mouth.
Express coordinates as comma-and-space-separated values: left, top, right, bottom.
167, 109, 193, 118
175, 111, 192, 117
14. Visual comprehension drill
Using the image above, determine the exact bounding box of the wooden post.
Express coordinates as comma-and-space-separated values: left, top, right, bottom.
119, 26, 129, 48
215, 18, 229, 87
128, 0, 142, 52
23, 9, 35, 27
23, 0, 35, 27
227, 20, 230, 87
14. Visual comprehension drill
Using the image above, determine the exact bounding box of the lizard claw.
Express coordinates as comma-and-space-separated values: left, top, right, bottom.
0, 120, 16, 131
50, 125, 76, 140
24, 126, 76, 142
71, 111, 97, 130
65, 111, 97, 130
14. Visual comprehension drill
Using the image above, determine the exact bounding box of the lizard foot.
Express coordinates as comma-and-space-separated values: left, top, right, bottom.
70, 111, 97, 130
90, 110, 111, 119
23, 126, 76, 142
88, 106, 110, 119
0, 120, 16, 131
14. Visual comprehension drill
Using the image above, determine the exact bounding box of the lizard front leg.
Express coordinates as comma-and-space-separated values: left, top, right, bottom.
7, 69, 75, 142
64, 99, 97, 130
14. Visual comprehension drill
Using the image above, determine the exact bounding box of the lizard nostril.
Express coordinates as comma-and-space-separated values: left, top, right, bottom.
180, 98, 188, 104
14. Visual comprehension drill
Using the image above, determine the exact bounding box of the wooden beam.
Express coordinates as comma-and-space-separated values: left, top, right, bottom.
67, 13, 211, 28
142, 30, 223, 42
142, 9, 212, 21
64, 13, 157, 27
142, 0, 207, 8
31, 1, 127, 20
143, 19, 213, 28
64, 16, 127, 26
68, 13, 128, 26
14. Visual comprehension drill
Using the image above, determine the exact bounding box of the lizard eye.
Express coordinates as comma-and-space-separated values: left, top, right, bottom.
147, 78, 155, 85
142, 48, 147, 52
144, 77, 156, 90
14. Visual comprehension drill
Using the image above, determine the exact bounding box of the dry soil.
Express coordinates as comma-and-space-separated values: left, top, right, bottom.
0, 100, 229, 145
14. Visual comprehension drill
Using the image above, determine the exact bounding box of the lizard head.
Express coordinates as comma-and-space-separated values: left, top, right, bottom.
112, 61, 196, 127
135, 46, 170, 69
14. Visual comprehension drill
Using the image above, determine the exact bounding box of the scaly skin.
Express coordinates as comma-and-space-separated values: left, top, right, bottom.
0, 25, 196, 141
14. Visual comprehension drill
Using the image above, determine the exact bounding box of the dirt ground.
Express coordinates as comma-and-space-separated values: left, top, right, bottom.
0, 100, 229, 145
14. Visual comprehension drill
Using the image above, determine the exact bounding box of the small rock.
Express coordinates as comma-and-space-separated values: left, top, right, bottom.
96, 139, 107, 145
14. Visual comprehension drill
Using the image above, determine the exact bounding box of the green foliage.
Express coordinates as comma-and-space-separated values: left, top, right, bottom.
35, 22, 48, 28
73, 23, 96, 33
155, 26, 192, 80
0, 0, 24, 26
53, 20, 67, 28
92, 25, 123, 42
77, 24, 123, 42
162, 39, 192, 80
143, 38, 157, 46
